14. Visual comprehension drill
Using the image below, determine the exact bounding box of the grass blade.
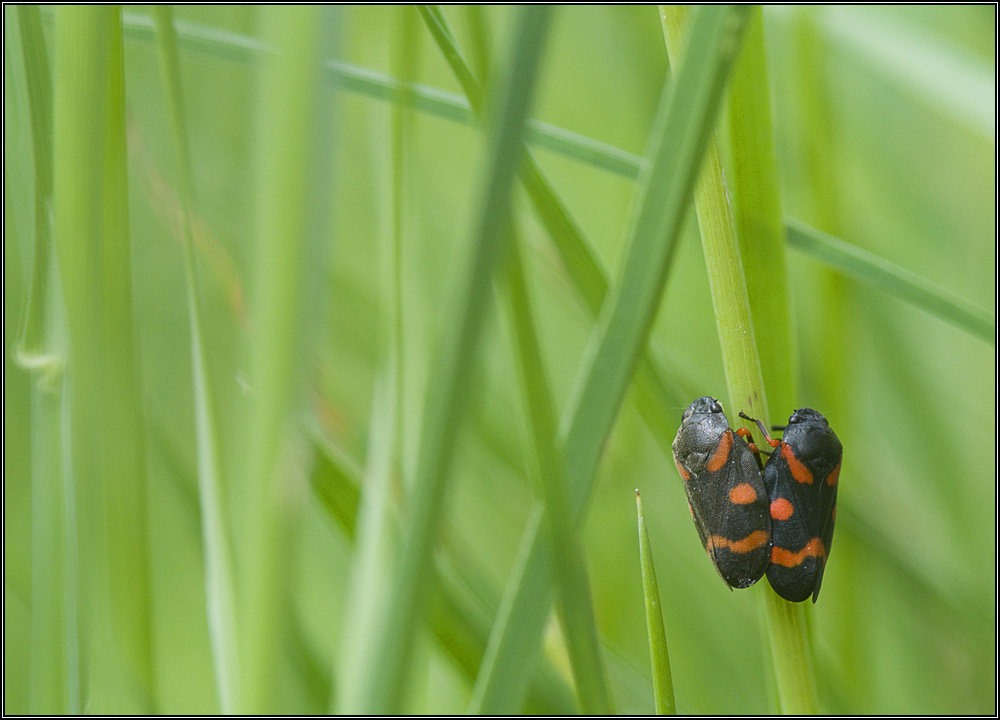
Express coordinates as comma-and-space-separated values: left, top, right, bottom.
239, 7, 333, 713
8, 7, 75, 713
785, 218, 995, 343
636, 490, 675, 715
307, 428, 576, 714
117, 13, 990, 347
502, 232, 612, 713
151, 7, 241, 712
52, 7, 156, 712
340, 7, 553, 713
723, 7, 796, 417
98, 12, 157, 709
662, 5, 817, 714
474, 5, 752, 712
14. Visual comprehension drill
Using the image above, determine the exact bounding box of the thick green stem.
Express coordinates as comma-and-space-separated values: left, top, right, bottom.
660, 5, 818, 715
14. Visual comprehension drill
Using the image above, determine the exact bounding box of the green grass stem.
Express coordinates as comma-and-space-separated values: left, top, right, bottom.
661, 5, 818, 714
151, 7, 241, 712
9, 7, 74, 714
98, 13, 157, 709
52, 7, 155, 712
724, 7, 796, 417
240, 6, 331, 713
341, 7, 553, 713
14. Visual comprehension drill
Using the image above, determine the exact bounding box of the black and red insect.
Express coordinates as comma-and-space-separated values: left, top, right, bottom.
672, 397, 771, 590
740, 408, 842, 603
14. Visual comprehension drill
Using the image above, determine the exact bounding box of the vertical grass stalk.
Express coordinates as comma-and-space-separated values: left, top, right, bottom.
53, 6, 156, 712
636, 490, 676, 715
99, 12, 157, 709
660, 5, 818, 714
239, 6, 332, 714
11, 6, 75, 714
151, 7, 241, 712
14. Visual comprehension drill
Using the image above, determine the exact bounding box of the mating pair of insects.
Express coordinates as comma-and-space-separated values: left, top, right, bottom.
671, 396, 842, 603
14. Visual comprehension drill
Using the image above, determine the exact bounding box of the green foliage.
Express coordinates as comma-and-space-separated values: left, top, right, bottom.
4, 5, 995, 715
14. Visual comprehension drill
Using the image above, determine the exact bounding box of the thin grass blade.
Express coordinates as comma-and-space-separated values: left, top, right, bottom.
636, 490, 676, 715
9, 7, 75, 713
502, 232, 612, 713
97, 12, 157, 709
151, 7, 241, 712
341, 6, 553, 713
786, 218, 995, 343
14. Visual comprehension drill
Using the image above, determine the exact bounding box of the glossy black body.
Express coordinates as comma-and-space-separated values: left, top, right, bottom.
672, 397, 771, 589
762, 408, 842, 603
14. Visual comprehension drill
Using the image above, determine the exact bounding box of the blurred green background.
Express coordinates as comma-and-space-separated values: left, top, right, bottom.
4, 5, 995, 715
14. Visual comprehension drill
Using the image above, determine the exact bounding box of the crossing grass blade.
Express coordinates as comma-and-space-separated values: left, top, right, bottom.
117, 13, 991, 346
785, 218, 995, 343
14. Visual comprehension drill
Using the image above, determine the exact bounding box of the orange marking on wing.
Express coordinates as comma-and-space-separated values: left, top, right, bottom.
826, 461, 841, 486
770, 538, 827, 567
729, 482, 758, 505
707, 530, 769, 555
674, 458, 691, 481
781, 444, 814, 484
770, 498, 794, 521
706, 430, 733, 472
